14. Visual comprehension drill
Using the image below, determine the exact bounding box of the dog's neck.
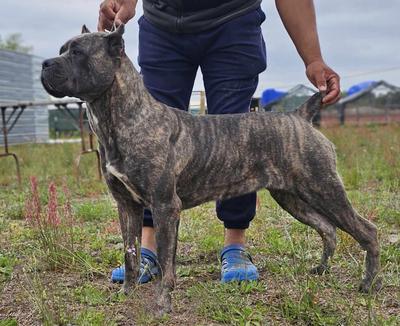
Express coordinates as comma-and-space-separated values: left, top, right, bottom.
86, 55, 172, 147
88, 56, 165, 125
111, 56, 153, 108
90, 55, 162, 113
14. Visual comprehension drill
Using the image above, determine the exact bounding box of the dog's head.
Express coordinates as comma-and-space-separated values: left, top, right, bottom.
41, 24, 125, 101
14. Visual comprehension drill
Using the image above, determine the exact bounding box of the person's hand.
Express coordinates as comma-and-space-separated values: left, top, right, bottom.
306, 60, 341, 105
98, 0, 137, 31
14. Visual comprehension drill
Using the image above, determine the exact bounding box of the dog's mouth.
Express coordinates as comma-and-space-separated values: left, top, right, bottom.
41, 71, 69, 98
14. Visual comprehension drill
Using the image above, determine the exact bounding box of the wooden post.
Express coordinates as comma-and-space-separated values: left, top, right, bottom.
199, 91, 206, 115
384, 106, 389, 124
356, 106, 360, 126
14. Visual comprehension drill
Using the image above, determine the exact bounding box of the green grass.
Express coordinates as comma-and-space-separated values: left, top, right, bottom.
0, 124, 399, 325
186, 282, 268, 324
0, 253, 15, 285
74, 199, 117, 222
74, 284, 109, 305
0, 319, 18, 326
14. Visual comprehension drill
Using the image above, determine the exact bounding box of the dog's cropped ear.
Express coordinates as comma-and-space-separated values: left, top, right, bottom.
113, 23, 125, 36
296, 92, 324, 122
81, 25, 91, 34
105, 24, 125, 58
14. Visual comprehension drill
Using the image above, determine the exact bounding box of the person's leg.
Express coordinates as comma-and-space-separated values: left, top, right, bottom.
224, 228, 246, 247
138, 16, 199, 251
112, 16, 198, 283
200, 7, 266, 281
138, 16, 198, 111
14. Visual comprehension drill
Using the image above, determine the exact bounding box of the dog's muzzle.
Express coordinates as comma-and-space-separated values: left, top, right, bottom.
41, 59, 69, 98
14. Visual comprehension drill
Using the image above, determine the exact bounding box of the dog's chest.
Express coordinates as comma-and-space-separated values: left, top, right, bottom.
105, 163, 143, 203
86, 107, 101, 138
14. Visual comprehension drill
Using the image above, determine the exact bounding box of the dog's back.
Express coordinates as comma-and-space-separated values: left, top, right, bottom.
171, 93, 334, 208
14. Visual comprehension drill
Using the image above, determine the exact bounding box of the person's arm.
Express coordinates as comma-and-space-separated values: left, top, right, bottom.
275, 0, 340, 104
98, 0, 138, 31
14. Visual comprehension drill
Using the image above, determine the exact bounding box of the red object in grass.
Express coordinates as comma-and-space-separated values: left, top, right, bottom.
47, 182, 61, 226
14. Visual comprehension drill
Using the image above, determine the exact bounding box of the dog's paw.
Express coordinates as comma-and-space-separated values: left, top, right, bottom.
309, 265, 329, 275
121, 282, 136, 295
358, 277, 382, 293
155, 305, 172, 318
157, 289, 172, 315
156, 292, 172, 316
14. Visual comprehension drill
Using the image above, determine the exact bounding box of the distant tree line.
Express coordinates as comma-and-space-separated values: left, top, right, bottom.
0, 33, 33, 54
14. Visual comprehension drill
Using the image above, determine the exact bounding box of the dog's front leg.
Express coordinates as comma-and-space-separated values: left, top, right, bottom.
105, 182, 143, 292
119, 201, 143, 293
100, 148, 143, 292
152, 196, 181, 314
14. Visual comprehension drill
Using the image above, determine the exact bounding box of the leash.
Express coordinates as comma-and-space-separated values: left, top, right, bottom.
105, 22, 118, 33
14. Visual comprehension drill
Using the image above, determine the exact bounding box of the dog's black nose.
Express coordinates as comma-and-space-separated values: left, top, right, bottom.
42, 59, 54, 69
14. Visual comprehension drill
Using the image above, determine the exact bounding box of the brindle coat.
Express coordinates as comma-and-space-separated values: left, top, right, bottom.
41, 24, 381, 313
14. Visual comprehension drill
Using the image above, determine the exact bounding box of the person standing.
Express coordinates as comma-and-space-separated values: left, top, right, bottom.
97, 0, 341, 284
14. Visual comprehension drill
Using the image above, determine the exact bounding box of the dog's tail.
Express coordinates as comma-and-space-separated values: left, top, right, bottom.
295, 92, 324, 122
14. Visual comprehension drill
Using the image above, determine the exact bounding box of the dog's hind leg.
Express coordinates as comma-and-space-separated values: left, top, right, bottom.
269, 190, 336, 275
297, 175, 381, 293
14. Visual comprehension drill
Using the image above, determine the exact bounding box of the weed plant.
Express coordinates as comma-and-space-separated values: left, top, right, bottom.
24, 176, 75, 271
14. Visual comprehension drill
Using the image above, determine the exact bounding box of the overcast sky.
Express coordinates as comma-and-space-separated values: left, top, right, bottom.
1, 0, 399, 96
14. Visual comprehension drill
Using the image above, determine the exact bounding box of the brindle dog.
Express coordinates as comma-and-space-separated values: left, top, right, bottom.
41, 25, 381, 313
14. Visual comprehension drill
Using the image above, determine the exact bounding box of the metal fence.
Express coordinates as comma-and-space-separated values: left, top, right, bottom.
0, 49, 49, 145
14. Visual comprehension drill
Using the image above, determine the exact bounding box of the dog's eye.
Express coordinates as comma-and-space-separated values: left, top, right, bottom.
71, 49, 84, 56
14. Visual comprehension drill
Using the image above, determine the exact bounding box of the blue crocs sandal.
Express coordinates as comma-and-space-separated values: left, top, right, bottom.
111, 248, 159, 284
220, 244, 259, 283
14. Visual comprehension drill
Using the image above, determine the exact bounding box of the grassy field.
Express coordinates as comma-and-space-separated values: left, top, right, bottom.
0, 124, 399, 325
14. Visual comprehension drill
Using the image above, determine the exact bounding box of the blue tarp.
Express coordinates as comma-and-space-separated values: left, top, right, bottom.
261, 88, 287, 106
347, 81, 377, 96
